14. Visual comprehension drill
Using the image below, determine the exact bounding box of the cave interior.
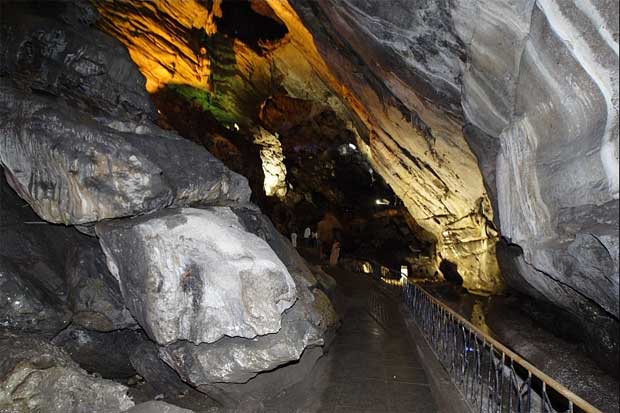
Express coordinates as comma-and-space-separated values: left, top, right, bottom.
0, 0, 618, 412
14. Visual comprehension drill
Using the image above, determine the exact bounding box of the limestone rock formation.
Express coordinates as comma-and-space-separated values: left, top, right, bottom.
270, 0, 619, 365
159, 277, 335, 407
198, 347, 324, 408
92, 0, 618, 369
0, 259, 70, 336
65, 239, 137, 332
454, 0, 619, 364
94, 0, 503, 294
231, 205, 318, 289
0, 1, 155, 119
0, 334, 134, 413
157, 206, 338, 406
0, 81, 251, 225
160, 295, 326, 385
1, 2, 338, 411
96, 207, 297, 345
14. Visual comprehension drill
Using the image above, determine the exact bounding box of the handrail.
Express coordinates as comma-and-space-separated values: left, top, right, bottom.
403, 282, 603, 413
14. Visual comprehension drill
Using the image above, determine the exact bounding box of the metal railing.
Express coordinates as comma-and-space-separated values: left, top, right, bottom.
402, 282, 603, 413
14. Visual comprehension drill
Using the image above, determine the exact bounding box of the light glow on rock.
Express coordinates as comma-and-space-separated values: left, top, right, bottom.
254, 127, 287, 199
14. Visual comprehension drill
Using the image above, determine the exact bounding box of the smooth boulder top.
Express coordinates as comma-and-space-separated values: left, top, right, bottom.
96, 207, 297, 346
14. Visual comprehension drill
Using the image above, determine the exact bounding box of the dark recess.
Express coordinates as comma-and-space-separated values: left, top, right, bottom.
216, 0, 287, 54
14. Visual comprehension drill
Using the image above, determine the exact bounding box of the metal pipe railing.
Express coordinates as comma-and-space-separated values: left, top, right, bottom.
401, 282, 603, 413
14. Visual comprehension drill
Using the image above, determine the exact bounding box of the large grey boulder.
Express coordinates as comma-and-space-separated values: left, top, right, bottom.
158, 207, 338, 406
160, 286, 336, 406
0, 82, 251, 225
96, 207, 297, 345
0, 334, 134, 413
160, 295, 325, 385
199, 347, 324, 409
231, 205, 318, 289
65, 240, 136, 332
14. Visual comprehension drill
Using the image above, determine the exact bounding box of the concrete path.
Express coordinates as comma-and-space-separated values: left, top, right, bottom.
266, 264, 439, 412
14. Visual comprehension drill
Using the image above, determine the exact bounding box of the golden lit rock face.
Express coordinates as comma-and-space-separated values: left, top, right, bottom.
96, 0, 220, 93
97, 0, 503, 293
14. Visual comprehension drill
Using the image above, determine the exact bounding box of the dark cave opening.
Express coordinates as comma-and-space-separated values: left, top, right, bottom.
215, 0, 288, 54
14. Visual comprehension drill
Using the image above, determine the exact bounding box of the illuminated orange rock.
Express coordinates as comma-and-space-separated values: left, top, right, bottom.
96, 0, 503, 293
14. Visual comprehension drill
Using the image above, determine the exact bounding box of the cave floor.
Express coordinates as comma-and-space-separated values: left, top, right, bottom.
260, 259, 438, 413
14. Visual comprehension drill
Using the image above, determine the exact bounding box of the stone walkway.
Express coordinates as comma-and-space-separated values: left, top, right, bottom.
265, 264, 438, 412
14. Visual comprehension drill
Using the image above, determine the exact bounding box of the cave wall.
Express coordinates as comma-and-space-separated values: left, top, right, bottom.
277, 0, 618, 358
268, 0, 503, 294
456, 0, 620, 363
456, 0, 619, 321
91, 0, 617, 352
94, 0, 503, 294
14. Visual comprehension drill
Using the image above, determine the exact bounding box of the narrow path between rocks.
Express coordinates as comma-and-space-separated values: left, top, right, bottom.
263, 261, 439, 413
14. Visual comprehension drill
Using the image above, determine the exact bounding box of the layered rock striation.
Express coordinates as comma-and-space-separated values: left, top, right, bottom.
278, 0, 619, 369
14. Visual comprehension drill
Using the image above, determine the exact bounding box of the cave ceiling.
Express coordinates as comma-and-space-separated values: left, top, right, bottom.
95, 0, 505, 293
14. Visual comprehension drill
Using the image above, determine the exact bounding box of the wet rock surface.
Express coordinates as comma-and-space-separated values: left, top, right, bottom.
0, 334, 134, 413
